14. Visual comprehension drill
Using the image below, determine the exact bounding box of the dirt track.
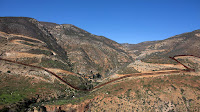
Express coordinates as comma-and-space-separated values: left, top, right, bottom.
0, 55, 198, 91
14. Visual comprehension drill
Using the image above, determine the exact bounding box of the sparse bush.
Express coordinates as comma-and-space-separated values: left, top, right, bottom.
28, 49, 53, 56
181, 88, 184, 94
39, 58, 71, 71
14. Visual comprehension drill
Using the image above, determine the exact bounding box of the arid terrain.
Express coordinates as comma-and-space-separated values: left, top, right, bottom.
0, 17, 199, 112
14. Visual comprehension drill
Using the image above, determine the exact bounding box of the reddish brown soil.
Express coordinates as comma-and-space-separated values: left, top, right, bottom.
0, 55, 198, 91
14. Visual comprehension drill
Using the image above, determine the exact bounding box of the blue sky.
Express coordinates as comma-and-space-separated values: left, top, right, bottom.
0, 0, 200, 44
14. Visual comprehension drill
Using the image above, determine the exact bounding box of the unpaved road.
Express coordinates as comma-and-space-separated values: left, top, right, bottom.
0, 55, 198, 91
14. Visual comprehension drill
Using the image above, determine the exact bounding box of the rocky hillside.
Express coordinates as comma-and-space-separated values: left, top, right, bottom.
87, 74, 200, 112
0, 17, 131, 110
40, 21, 131, 76
40, 72, 200, 112
0, 17, 199, 111
123, 29, 200, 63
0, 17, 92, 110
0, 17, 131, 77
0, 17, 72, 64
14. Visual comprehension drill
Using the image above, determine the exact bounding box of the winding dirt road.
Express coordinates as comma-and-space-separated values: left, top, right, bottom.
0, 55, 198, 91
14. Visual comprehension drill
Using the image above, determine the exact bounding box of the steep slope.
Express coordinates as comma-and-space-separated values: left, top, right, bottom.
0, 17, 72, 70
41, 22, 132, 77
0, 17, 61, 57
0, 17, 132, 110
0, 17, 92, 110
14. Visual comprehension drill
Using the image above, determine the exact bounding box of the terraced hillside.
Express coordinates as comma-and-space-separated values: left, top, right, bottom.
0, 17, 199, 111
0, 17, 91, 110
0, 17, 131, 110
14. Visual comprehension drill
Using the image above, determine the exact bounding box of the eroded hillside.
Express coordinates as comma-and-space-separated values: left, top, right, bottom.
41, 22, 132, 77
0, 17, 199, 112
123, 30, 200, 63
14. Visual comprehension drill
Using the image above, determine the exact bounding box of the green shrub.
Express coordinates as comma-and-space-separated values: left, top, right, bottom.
0, 92, 25, 104
39, 58, 71, 71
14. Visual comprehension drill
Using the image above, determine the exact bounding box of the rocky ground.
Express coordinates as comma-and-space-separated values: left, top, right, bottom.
128, 60, 184, 73
24, 56, 198, 112
40, 73, 200, 112
0, 17, 200, 112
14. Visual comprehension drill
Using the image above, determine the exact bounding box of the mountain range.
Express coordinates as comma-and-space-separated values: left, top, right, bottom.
0, 17, 199, 112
